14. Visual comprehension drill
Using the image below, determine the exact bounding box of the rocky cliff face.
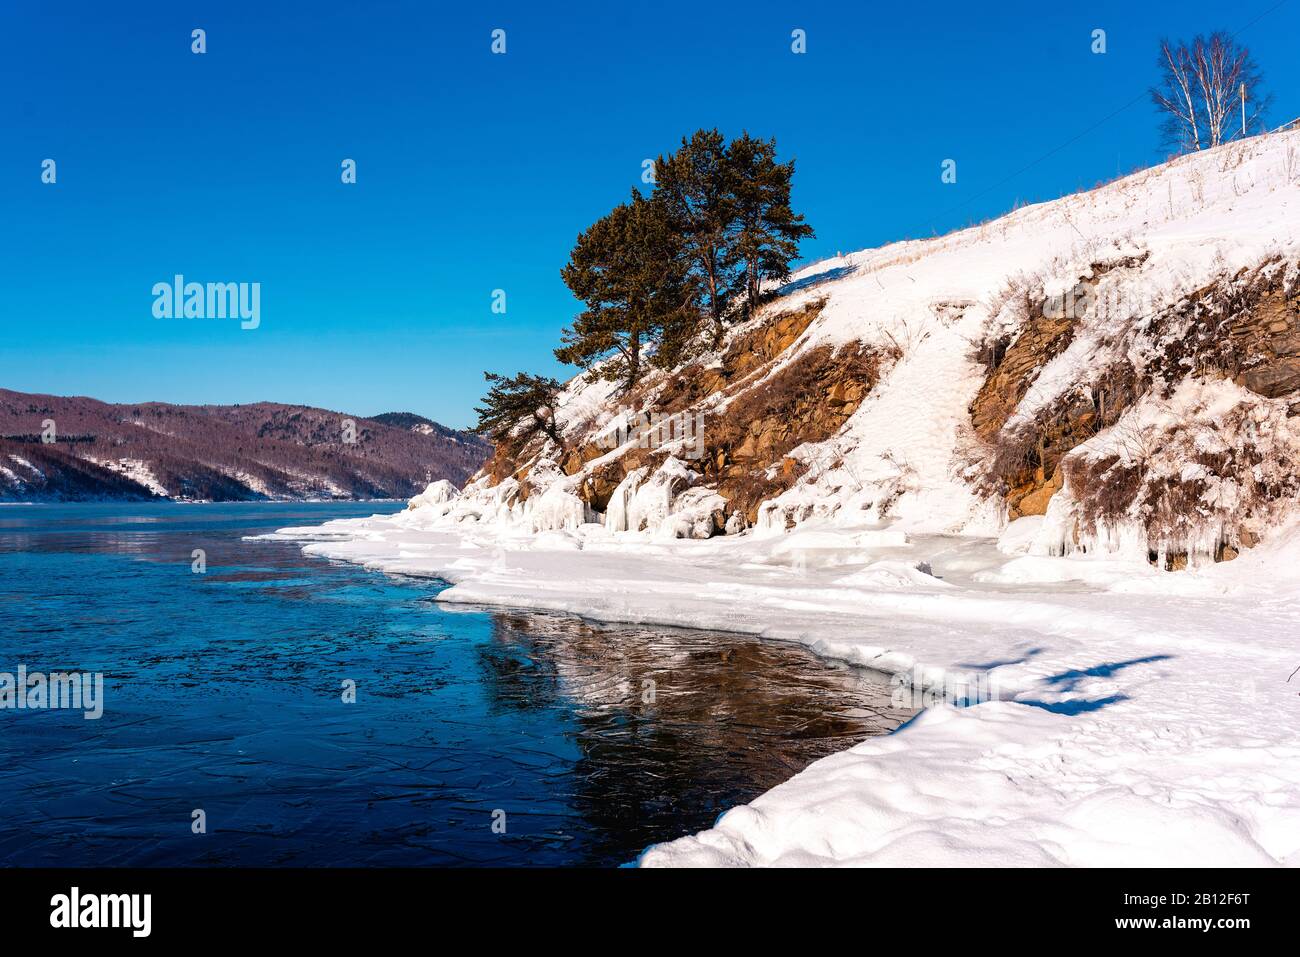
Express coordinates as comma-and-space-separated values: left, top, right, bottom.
966, 256, 1300, 567
437, 129, 1300, 569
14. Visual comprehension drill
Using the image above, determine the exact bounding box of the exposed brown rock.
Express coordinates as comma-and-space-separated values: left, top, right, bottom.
974, 261, 1300, 529
705, 342, 883, 523
1011, 463, 1063, 518
575, 447, 665, 512
980, 362, 1140, 519
1145, 261, 1300, 396
559, 441, 606, 477
653, 298, 828, 412
543, 298, 887, 530
1231, 279, 1300, 397
970, 305, 1075, 442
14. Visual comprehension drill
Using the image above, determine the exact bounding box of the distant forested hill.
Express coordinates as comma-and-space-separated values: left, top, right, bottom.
0, 389, 490, 502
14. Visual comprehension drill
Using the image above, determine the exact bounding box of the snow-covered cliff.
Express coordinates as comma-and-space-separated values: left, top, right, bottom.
421, 128, 1300, 572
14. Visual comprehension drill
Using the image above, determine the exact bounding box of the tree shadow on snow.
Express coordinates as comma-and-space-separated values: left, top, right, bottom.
1040, 654, 1173, 693
957, 647, 1045, 671
775, 264, 856, 297
1017, 694, 1129, 715
1015, 655, 1173, 716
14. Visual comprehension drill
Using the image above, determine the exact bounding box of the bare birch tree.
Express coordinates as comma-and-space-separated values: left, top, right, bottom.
1151, 33, 1270, 153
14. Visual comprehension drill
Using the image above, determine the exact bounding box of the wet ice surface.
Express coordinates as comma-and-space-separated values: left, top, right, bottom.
0, 503, 912, 866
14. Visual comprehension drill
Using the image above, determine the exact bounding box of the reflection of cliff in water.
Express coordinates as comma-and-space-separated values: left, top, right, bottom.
3, 503, 917, 866
479, 611, 914, 864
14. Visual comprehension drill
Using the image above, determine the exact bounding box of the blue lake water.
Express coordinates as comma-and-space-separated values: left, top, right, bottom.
0, 502, 910, 866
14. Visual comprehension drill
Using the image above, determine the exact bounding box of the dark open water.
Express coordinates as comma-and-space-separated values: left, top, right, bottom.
0, 502, 910, 866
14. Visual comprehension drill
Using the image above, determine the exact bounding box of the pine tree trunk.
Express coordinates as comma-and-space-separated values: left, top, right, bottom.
706, 251, 724, 346
627, 333, 641, 390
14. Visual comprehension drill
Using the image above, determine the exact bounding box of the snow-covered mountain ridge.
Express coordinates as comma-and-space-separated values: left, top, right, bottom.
0, 391, 489, 502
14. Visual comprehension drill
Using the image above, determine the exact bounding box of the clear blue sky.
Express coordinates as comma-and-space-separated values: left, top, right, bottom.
1, 0, 1295, 429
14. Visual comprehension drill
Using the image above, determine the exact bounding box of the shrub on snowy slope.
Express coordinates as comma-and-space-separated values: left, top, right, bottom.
472, 372, 565, 457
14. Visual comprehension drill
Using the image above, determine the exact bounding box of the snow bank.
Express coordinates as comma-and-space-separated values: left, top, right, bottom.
261, 505, 1300, 868
409, 479, 459, 509
640, 702, 1287, 867
605, 458, 716, 537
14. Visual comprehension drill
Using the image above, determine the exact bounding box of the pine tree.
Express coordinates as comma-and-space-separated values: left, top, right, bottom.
555, 190, 694, 390
728, 132, 815, 316
472, 371, 564, 453
653, 129, 737, 346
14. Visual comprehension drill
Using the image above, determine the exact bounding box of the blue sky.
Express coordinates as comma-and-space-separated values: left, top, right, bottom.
1, 0, 1295, 429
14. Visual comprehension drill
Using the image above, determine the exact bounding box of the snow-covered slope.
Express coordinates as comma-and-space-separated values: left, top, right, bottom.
265, 131, 1300, 867
755, 135, 1298, 539
405, 129, 1300, 567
